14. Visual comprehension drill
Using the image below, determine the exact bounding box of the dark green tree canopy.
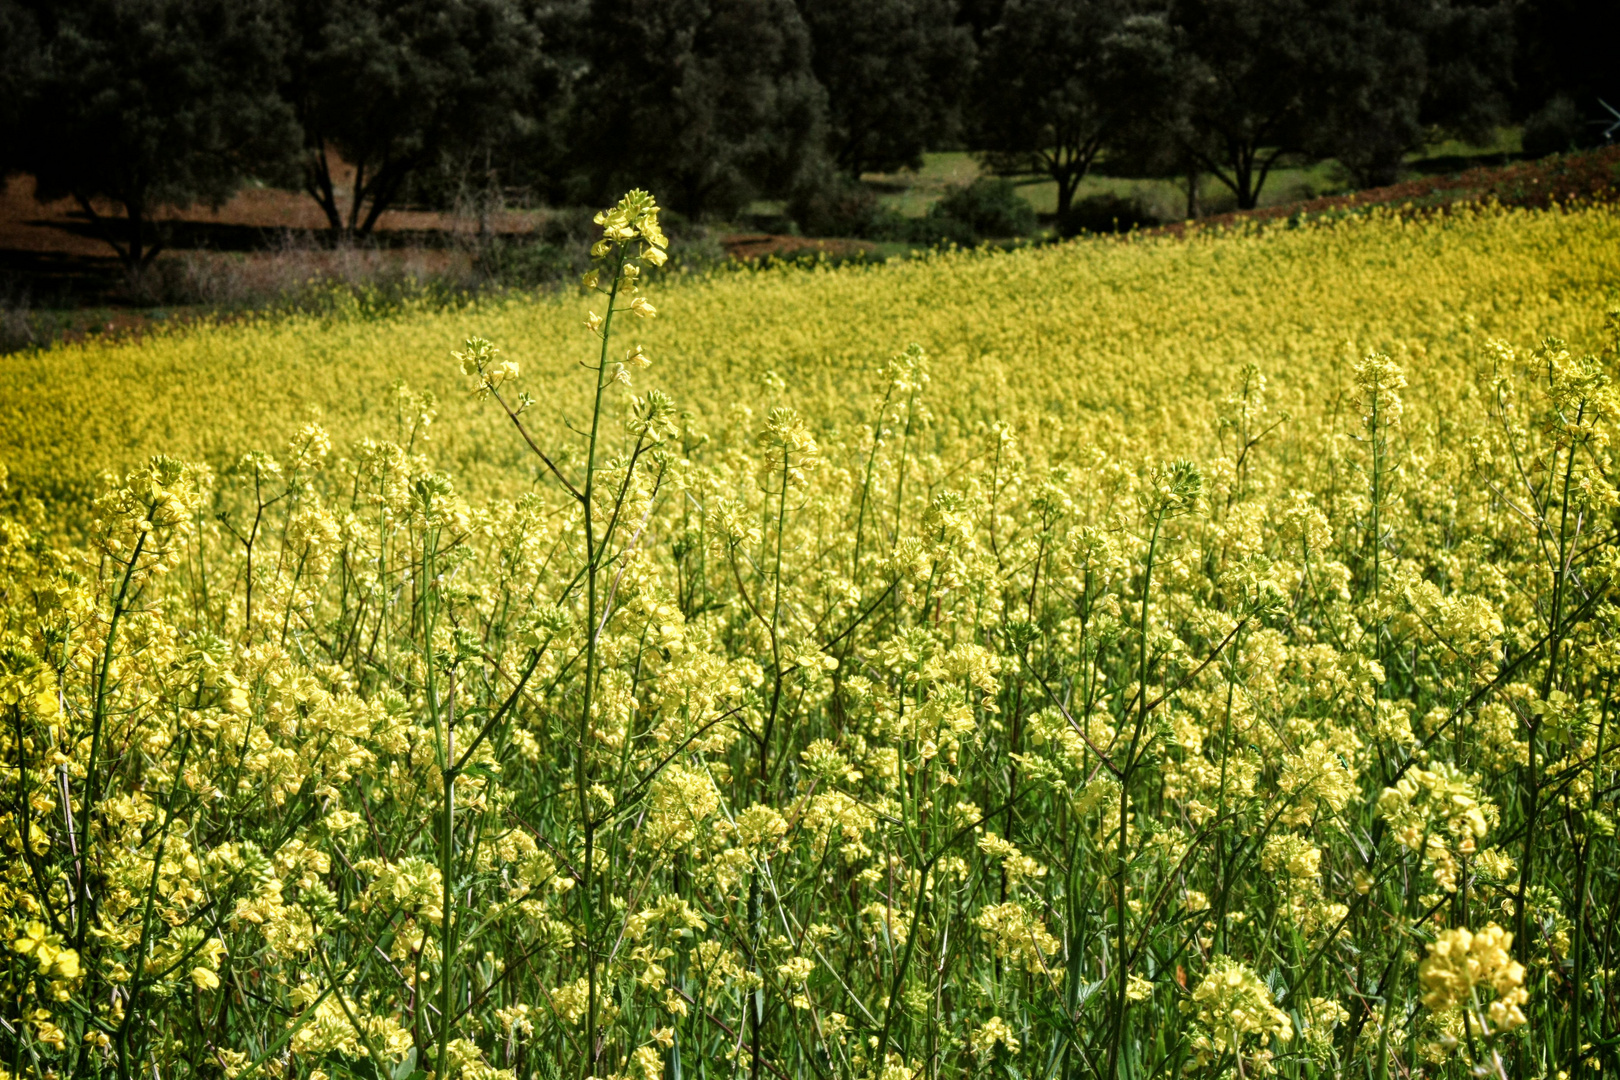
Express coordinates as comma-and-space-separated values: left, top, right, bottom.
5, 0, 296, 268
280, 0, 552, 235
1420, 0, 1515, 141
0, 0, 1554, 259
1163, 0, 1326, 210
798, 0, 975, 178
1312, 0, 1513, 188
1514, 0, 1620, 122
1163, 0, 1513, 208
0, 1, 43, 173
564, 0, 827, 219
974, 0, 1173, 218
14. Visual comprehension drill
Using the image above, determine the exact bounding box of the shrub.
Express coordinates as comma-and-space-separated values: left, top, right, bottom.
790, 171, 1035, 245
894, 209, 979, 246
0, 277, 40, 353
1522, 95, 1584, 158
788, 167, 889, 237
472, 237, 578, 288
929, 176, 1037, 238
1059, 191, 1162, 236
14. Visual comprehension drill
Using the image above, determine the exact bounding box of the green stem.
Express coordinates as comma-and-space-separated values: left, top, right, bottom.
1572, 681, 1610, 1074
423, 517, 457, 1080
1370, 391, 1380, 606
749, 874, 763, 1080
1213, 626, 1243, 955
1107, 507, 1165, 1080
851, 386, 896, 583
759, 449, 791, 786
114, 729, 192, 1080
77, 532, 146, 950
580, 249, 626, 1080
891, 389, 917, 548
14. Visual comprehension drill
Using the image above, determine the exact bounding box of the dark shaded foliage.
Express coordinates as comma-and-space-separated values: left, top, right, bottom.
798, 0, 975, 178
974, 0, 1173, 218
278, 0, 555, 235
559, 0, 827, 219
933, 177, 1037, 237
2, 0, 297, 268
1059, 191, 1161, 236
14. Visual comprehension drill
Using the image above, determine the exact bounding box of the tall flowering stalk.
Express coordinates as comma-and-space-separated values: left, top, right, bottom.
460, 190, 670, 1080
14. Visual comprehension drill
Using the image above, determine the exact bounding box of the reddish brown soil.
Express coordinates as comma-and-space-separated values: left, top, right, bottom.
0, 169, 541, 255
0, 165, 543, 302
1156, 144, 1620, 237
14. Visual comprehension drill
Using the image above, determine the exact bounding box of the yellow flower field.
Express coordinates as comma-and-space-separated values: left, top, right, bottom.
5, 204, 1617, 498
4, 198, 1620, 1080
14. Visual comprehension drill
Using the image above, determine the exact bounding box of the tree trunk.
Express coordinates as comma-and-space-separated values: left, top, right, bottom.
1055, 175, 1077, 219
73, 192, 160, 271
128, 200, 146, 268
1235, 155, 1258, 211
347, 156, 368, 233
304, 143, 345, 233
357, 160, 412, 237
1231, 140, 1279, 211
1050, 138, 1104, 221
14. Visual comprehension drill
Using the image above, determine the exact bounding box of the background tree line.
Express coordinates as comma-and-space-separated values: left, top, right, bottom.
0, 0, 1614, 268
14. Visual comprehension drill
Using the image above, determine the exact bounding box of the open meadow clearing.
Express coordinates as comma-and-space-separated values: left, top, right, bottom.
5, 200, 1620, 1080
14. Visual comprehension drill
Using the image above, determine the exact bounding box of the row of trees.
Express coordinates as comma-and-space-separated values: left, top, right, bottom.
978, 0, 1516, 219
0, 0, 1611, 267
